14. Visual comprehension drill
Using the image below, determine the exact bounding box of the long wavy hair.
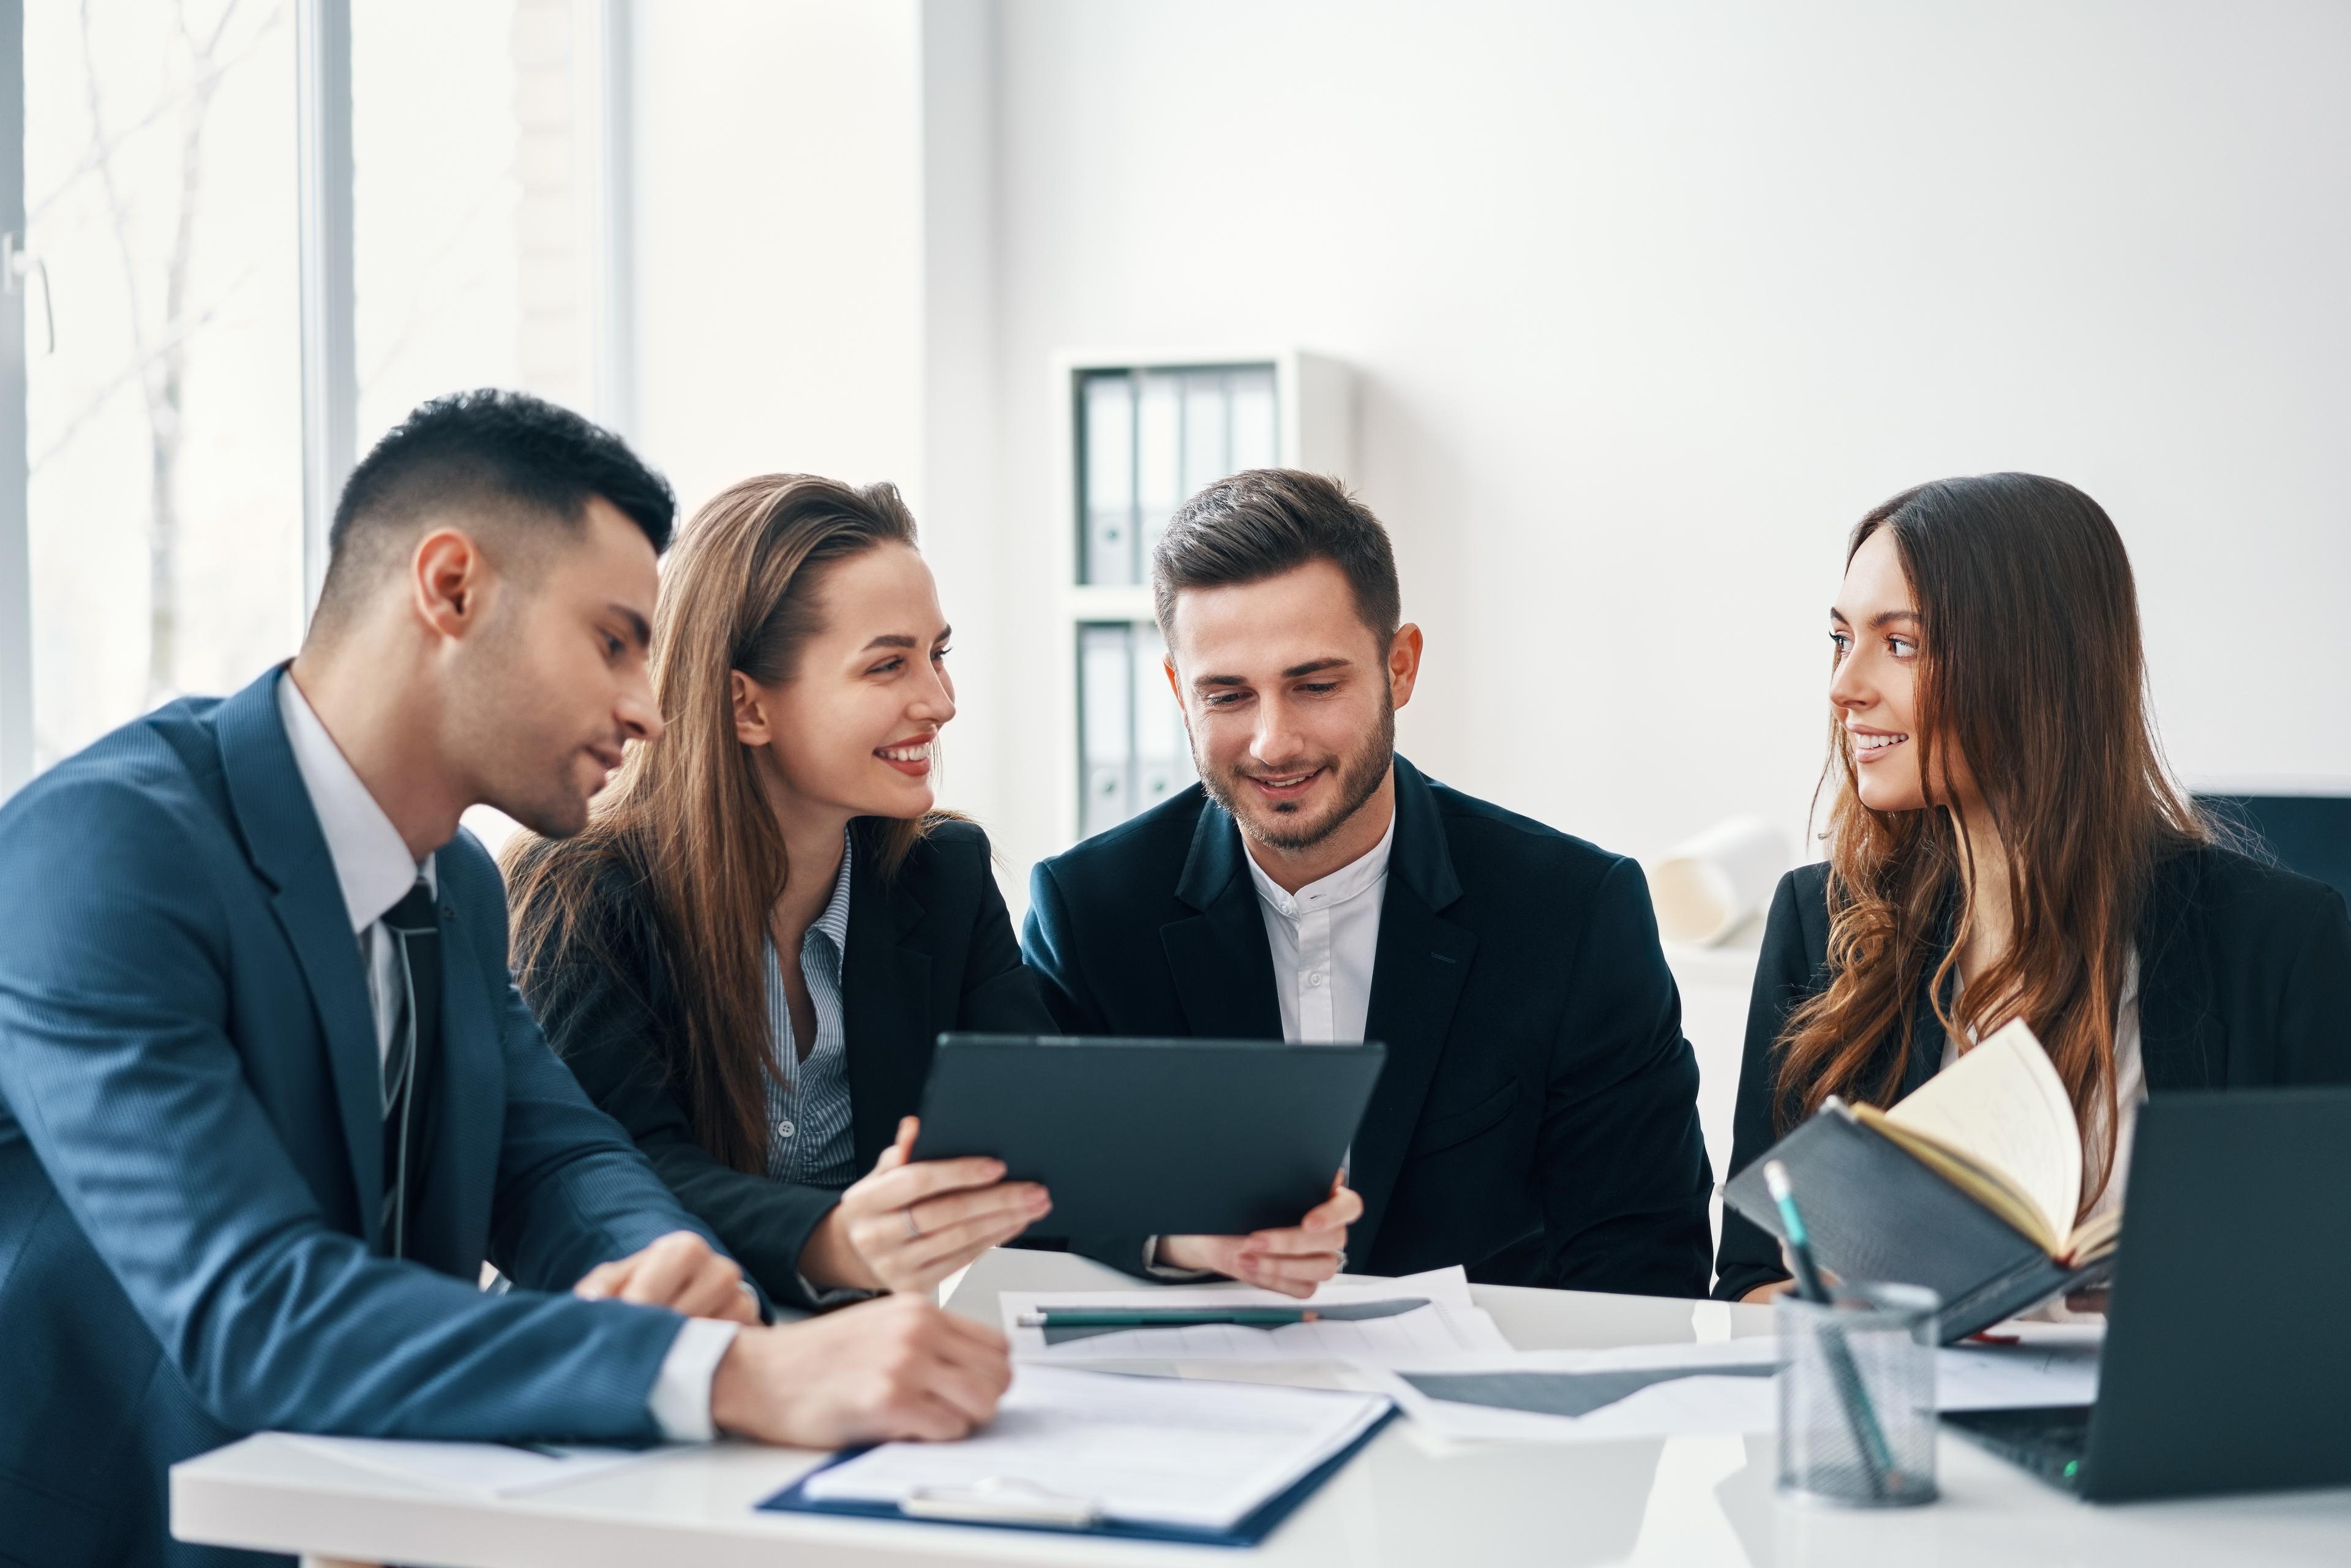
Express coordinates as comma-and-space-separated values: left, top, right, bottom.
505, 475, 938, 1174
1774, 473, 2207, 1210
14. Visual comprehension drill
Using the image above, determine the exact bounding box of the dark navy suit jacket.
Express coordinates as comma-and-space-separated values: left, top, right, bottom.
1022, 756, 1714, 1296
0, 670, 731, 1567
1712, 847, 2351, 1302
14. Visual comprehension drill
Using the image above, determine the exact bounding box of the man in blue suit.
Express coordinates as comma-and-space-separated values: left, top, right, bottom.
0, 392, 1009, 1567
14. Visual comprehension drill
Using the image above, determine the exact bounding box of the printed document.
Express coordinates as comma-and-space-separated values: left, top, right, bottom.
800, 1365, 1391, 1532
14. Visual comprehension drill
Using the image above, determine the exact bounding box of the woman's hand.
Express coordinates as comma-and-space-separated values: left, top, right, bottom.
574, 1231, 762, 1324
800, 1117, 1051, 1295
1157, 1175, 1361, 1299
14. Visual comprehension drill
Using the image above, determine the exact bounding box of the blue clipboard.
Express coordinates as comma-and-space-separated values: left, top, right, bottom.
757, 1404, 1397, 1548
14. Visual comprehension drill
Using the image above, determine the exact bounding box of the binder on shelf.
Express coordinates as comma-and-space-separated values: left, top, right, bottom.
1181, 370, 1232, 497
1135, 370, 1184, 564
1230, 366, 1278, 471
1078, 623, 1136, 839
1130, 619, 1192, 814
1081, 372, 1137, 585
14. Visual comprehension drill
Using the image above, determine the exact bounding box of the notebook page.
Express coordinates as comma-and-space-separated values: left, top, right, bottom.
800, 1366, 1390, 1532
1883, 1018, 2080, 1250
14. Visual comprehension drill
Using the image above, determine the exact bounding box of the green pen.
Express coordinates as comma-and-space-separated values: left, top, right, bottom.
1017, 1297, 1429, 1330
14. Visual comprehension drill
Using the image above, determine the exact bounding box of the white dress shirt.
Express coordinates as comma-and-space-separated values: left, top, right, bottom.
276, 672, 736, 1441
1243, 808, 1395, 1046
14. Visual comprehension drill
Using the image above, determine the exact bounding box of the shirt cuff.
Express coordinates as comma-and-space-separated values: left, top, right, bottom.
1141, 1235, 1217, 1281
647, 1316, 742, 1442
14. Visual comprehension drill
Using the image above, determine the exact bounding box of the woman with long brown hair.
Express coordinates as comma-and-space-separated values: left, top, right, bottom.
505, 475, 1057, 1310
1713, 473, 2351, 1304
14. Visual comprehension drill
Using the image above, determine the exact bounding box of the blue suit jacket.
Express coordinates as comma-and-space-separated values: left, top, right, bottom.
1023, 756, 1714, 1295
0, 670, 731, 1567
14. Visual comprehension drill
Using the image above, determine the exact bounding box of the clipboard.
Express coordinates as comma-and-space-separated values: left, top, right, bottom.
756, 1406, 1397, 1548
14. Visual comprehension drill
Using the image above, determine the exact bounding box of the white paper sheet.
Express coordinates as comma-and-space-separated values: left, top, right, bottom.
1356, 1322, 2102, 1443
800, 1365, 1392, 1532
1000, 1266, 1509, 1365
281, 1435, 683, 1496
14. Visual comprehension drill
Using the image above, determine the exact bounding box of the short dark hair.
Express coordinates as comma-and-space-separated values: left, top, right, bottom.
316, 388, 675, 626
1150, 469, 1400, 646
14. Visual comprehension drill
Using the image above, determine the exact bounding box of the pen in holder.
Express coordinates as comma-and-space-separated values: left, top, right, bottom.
1775, 1282, 1940, 1508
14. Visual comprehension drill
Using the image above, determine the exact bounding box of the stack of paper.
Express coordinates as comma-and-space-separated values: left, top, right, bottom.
794, 1366, 1392, 1535
1359, 1322, 2102, 1443
1000, 1266, 1509, 1365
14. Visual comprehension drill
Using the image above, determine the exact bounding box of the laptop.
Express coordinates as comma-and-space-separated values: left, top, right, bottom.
1944, 1086, 2351, 1502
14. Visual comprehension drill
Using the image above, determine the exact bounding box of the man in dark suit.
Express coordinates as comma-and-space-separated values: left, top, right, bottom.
0, 392, 1007, 1567
1022, 470, 1712, 1296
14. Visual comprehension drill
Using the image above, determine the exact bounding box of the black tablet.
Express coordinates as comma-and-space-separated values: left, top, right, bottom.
908, 1033, 1387, 1238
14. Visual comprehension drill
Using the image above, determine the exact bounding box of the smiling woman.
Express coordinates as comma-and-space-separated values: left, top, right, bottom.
502, 475, 1060, 1312
1713, 473, 2351, 1305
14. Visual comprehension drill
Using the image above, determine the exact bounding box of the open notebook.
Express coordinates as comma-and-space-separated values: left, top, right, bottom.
1854, 1018, 2123, 1266
1724, 1018, 2117, 1340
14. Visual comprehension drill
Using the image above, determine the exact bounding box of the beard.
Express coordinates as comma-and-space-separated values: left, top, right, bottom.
1196, 691, 1395, 853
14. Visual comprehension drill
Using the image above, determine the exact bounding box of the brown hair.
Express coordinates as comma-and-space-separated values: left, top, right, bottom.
504, 474, 934, 1174
1774, 473, 2207, 1210
1150, 469, 1401, 646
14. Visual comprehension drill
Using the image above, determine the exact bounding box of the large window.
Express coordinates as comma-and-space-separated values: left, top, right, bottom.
24, 0, 302, 770
2, 0, 625, 793
352, 0, 607, 448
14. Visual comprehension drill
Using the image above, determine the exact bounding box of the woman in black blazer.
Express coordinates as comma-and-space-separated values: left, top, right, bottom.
1713, 475, 2351, 1305
507, 475, 1057, 1313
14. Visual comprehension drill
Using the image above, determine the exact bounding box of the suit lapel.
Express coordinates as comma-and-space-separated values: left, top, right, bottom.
215, 669, 388, 1250
412, 890, 501, 1276
1160, 805, 1282, 1040
1346, 759, 1475, 1260
845, 836, 936, 1171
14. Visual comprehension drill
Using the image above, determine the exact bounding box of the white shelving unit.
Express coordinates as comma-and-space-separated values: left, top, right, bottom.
1048, 347, 1355, 845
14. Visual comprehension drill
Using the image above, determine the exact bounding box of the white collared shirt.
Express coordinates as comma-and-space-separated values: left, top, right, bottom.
1242, 808, 1395, 1045
275, 669, 737, 1442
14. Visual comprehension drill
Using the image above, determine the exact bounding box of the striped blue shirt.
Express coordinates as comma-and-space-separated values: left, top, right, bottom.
761, 831, 858, 1190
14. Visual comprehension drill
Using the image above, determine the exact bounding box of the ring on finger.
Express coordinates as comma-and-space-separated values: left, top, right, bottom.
905, 1202, 923, 1241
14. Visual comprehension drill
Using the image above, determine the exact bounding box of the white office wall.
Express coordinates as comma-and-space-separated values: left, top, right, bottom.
628, 0, 1016, 833
632, 1, 924, 525
971, 0, 2351, 892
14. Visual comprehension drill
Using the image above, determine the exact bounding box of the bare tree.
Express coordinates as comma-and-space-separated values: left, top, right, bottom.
75, 0, 257, 703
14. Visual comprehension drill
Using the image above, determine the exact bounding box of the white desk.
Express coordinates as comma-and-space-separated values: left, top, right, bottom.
173, 1247, 2351, 1567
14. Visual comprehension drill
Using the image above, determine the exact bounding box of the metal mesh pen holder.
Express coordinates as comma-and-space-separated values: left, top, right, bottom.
1775, 1281, 1940, 1507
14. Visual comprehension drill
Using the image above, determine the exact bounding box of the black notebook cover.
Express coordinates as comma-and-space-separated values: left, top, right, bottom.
1721, 1110, 2108, 1341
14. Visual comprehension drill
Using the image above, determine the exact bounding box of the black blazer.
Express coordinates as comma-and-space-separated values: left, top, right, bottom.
1022, 756, 1715, 1296
1712, 845, 2351, 1302
512, 817, 1054, 1310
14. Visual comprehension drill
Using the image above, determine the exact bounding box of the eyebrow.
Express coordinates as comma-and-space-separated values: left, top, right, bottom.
1828, 607, 1919, 629
1193, 656, 1353, 690
859, 626, 952, 653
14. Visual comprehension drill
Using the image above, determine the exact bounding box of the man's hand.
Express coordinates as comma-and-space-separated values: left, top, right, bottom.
1157, 1176, 1361, 1299
574, 1231, 759, 1325
710, 1292, 1013, 1447
799, 1117, 1051, 1296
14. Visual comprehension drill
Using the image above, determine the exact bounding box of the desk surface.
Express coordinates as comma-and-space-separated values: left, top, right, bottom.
173, 1248, 2351, 1567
